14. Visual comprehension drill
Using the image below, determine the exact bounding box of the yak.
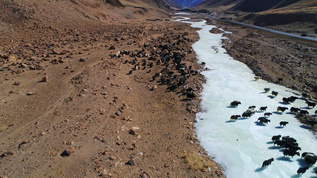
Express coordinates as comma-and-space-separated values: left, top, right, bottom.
277, 106, 288, 112
230, 115, 241, 121
306, 101, 316, 108
258, 117, 270, 124
262, 158, 274, 167
259, 106, 267, 111
279, 121, 289, 127
271, 91, 278, 97
230, 101, 241, 107
271, 135, 281, 142
264, 112, 272, 117
283, 149, 300, 157
290, 107, 300, 113
297, 166, 309, 175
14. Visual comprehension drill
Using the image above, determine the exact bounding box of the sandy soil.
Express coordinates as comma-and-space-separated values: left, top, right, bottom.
0, 13, 225, 178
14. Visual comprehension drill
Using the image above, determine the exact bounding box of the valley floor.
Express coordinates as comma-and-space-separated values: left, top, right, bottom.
0, 17, 225, 177
1, 9, 316, 178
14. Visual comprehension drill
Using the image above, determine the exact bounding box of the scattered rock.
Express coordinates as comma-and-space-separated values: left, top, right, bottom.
20, 63, 28, 68
8, 54, 17, 63
78, 58, 85, 62
141, 172, 150, 178
151, 85, 157, 90
52, 49, 60, 54
125, 158, 135, 166
26, 91, 35, 95
41, 76, 48, 82
30, 64, 43, 70
129, 127, 140, 135
109, 46, 116, 50
18, 140, 30, 149
30, 56, 38, 61
13, 82, 20, 86
60, 147, 75, 157
0, 151, 14, 158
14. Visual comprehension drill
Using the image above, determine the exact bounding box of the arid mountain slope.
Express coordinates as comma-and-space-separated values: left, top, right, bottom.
230, 0, 300, 12
192, 0, 241, 11
239, 0, 317, 34
193, 0, 316, 36
0, 0, 170, 50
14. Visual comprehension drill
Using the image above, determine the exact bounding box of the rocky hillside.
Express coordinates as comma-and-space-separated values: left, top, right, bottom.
239, 0, 317, 35
192, 0, 241, 12
193, 0, 316, 36
0, 0, 170, 27
230, 0, 300, 12
0, 0, 170, 50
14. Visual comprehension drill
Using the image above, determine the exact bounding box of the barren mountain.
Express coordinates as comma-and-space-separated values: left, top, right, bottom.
193, 0, 316, 36
192, 0, 241, 11
230, 0, 300, 12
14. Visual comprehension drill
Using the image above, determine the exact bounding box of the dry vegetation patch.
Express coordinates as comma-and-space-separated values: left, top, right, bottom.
184, 152, 218, 172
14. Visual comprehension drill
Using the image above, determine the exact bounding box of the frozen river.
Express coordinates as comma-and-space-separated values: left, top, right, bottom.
174, 16, 317, 177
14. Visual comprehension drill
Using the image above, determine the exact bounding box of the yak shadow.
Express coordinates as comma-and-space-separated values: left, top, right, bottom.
238, 117, 249, 120
226, 106, 237, 108
296, 158, 308, 167
273, 111, 283, 115
275, 126, 284, 129
254, 167, 267, 172
286, 112, 294, 115
268, 95, 275, 99
312, 114, 317, 117
299, 125, 312, 130
254, 121, 266, 126
300, 107, 310, 110
279, 102, 290, 105
268, 146, 281, 150
278, 149, 286, 153
225, 120, 236, 123
290, 175, 301, 178
266, 141, 274, 144
276, 156, 293, 162
312, 167, 317, 177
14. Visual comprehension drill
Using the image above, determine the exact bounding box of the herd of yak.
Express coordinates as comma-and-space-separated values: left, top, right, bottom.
229, 89, 317, 175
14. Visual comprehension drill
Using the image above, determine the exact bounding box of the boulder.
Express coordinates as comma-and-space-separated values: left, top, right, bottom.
8, 54, 17, 63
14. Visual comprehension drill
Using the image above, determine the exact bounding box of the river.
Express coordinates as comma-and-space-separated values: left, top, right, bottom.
173, 14, 317, 178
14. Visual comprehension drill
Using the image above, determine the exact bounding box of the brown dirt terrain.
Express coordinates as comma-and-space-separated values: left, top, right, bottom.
0, 0, 225, 177
216, 22, 317, 101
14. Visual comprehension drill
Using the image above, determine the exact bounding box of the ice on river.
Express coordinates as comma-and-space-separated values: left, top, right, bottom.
179, 18, 317, 177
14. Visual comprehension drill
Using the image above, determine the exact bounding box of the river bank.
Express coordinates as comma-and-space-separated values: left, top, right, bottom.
209, 19, 317, 102
185, 17, 317, 177
0, 15, 226, 177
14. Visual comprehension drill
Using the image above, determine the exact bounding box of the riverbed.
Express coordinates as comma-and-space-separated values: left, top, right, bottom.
174, 15, 317, 178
